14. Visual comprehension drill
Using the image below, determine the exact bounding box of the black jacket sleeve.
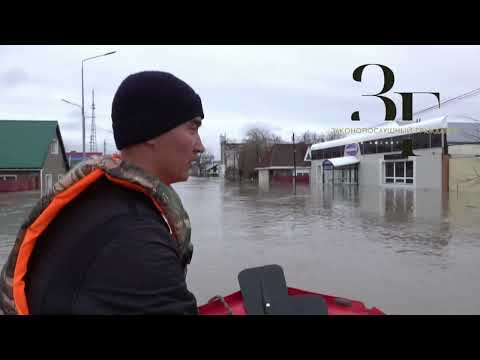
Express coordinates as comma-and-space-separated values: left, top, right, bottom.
71, 216, 198, 315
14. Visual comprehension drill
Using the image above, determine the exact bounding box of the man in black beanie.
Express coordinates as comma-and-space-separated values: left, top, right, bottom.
3, 71, 204, 315
112, 71, 205, 184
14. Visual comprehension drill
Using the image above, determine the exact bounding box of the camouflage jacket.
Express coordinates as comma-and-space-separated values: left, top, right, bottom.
0, 156, 192, 315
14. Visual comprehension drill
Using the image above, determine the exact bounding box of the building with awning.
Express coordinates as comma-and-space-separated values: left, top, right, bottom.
321, 156, 360, 185
308, 116, 480, 191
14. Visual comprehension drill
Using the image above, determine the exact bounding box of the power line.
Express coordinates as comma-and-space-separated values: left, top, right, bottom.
413, 87, 480, 117
364, 87, 480, 127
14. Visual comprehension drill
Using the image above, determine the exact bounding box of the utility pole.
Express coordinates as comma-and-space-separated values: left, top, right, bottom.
233, 149, 236, 181
81, 50, 117, 160
89, 89, 97, 152
293, 132, 297, 194
81, 64, 85, 160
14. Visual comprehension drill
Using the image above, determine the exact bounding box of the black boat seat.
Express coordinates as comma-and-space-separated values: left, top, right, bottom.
238, 264, 328, 315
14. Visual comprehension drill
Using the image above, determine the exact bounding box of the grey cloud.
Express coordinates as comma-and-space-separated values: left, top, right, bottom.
0, 69, 32, 88
2, 45, 480, 160
59, 120, 82, 132
65, 109, 81, 118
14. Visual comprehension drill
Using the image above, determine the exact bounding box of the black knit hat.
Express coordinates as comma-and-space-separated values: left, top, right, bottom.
111, 71, 204, 150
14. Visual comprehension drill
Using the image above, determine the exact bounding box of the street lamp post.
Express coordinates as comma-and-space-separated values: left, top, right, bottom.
81, 51, 116, 160
61, 99, 81, 109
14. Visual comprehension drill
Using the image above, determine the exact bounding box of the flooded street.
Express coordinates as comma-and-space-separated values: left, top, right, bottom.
0, 191, 39, 267
176, 178, 480, 315
2, 179, 480, 314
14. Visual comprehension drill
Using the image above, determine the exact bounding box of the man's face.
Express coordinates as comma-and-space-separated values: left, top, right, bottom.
149, 117, 205, 184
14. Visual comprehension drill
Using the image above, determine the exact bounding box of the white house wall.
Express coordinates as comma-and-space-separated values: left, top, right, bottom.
413, 149, 443, 190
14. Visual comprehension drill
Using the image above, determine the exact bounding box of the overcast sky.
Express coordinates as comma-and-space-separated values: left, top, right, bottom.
1, 45, 480, 159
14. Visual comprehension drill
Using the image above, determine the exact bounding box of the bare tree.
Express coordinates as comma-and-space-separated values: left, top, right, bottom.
291, 129, 345, 144
298, 131, 324, 144
324, 129, 345, 141
271, 134, 286, 144
238, 126, 282, 180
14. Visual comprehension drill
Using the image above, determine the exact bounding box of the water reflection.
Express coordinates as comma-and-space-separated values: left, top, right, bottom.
178, 179, 480, 314
0, 191, 39, 265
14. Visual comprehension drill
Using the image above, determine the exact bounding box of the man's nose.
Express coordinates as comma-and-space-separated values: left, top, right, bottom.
195, 136, 205, 153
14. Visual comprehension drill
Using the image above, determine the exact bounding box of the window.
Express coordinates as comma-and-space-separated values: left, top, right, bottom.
384, 160, 414, 185
385, 162, 394, 177
45, 174, 53, 192
364, 141, 376, 154
50, 139, 59, 154
331, 147, 338, 158
413, 133, 430, 149
431, 132, 442, 148
406, 161, 413, 178
392, 136, 403, 152
377, 139, 392, 153
312, 149, 325, 160
395, 162, 404, 179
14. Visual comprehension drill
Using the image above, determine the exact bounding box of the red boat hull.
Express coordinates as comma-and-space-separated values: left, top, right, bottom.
199, 287, 385, 315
